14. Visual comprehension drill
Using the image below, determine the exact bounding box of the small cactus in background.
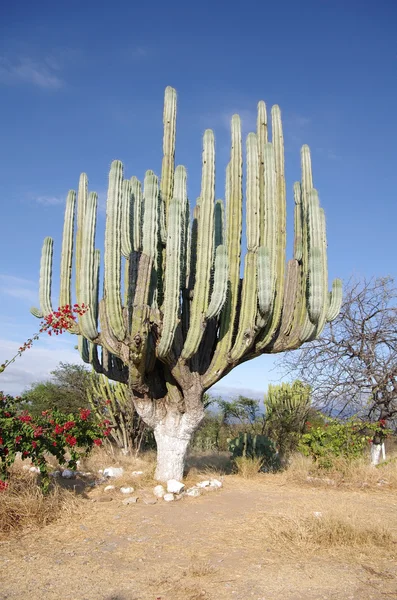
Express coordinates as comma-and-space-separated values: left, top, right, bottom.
264, 380, 311, 463
31, 87, 342, 481
228, 432, 278, 471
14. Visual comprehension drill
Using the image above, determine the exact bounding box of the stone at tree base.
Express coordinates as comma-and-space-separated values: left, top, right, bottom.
120, 486, 134, 494
104, 485, 115, 492
122, 496, 139, 505
61, 469, 75, 478
142, 496, 157, 505
153, 485, 166, 498
167, 479, 185, 494
50, 471, 61, 478
163, 493, 175, 502
103, 467, 124, 478
186, 487, 201, 497
209, 479, 222, 488
196, 480, 211, 488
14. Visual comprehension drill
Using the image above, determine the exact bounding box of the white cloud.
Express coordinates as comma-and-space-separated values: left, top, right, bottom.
0, 336, 84, 396
0, 274, 38, 304
35, 195, 64, 206
0, 56, 63, 89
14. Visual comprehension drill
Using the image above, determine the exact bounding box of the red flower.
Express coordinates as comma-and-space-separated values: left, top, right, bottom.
54, 424, 64, 435
34, 427, 43, 438
103, 428, 111, 437
32, 441, 37, 449
93, 439, 102, 446
0, 437, 3, 445
15, 436, 22, 444
18, 414, 32, 423
65, 435, 77, 447
53, 442, 57, 447
22, 451, 29, 457
79, 409, 91, 421
3, 447, 9, 455
64, 421, 76, 431
105, 399, 112, 405
0, 480, 8, 492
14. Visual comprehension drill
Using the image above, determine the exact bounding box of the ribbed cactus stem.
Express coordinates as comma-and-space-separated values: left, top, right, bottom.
59, 190, 76, 308
182, 130, 215, 359
38, 237, 54, 316
257, 100, 267, 245
257, 143, 277, 317
327, 278, 343, 322
160, 86, 177, 226
75, 173, 88, 302
206, 245, 228, 319
307, 189, 325, 324
104, 160, 125, 341
142, 170, 159, 259
214, 199, 225, 248
293, 182, 303, 262
130, 176, 142, 251
157, 165, 185, 358
230, 133, 260, 361
121, 179, 133, 258
79, 192, 99, 340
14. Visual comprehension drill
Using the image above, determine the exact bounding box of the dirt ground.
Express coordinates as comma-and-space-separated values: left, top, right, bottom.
1, 472, 397, 600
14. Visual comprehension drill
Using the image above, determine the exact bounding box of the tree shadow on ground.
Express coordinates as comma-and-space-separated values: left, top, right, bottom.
185, 451, 234, 474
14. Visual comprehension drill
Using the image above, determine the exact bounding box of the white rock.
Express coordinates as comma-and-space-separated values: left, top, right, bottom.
167, 479, 185, 494
98, 469, 103, 474
131, 471, 144, 476
209, 479, 222, 488
163, 493, 175, 502
122, 496, 139, 505
186, 487, 201, 497
49, 471, 61, 478
196, 480, 211, 488
29, 466, 41, 474
104, 485, 115, 492
120, 486, 134, 494
103, 467, 124, 479
153, 485, 166, 498
61, 469, 76, 478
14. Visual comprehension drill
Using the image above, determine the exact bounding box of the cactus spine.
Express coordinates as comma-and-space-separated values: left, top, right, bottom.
31, 86, 342, 481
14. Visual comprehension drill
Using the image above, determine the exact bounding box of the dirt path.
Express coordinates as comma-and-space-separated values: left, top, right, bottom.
1, 479, 396, 600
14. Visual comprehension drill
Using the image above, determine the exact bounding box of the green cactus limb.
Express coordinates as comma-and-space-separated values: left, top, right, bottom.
327, 278, 343, 322
214, 199, 225, 248
202, 116, 243, 388
36, 237, 54, 317
160, 86, 177, 227
98, 299, 121, 356
293, 182, 303, 262
307, 190, 325, 324
182, 130, 215, 360
206, 245, 228, 320
130, 176, 142, 251
157, 166, 185, 359
229, 133, 260, 361
78, 335, 90, 363
257, 101, 268, 245
104, 160, 126, 342
79, 192, 99, 340
129, 252, 153, 385
59, 190, 76, 308
257, 143, 277, 319
121, 179, 133, 258
142, 170, 159, 259
272, 259, 300, 351
75, 173, 88, 302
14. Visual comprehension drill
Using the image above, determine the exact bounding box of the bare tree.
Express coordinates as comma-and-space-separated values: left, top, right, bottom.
278, 277, 397, 427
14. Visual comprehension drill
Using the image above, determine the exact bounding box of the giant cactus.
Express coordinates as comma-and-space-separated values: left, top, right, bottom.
31, 86, 342, 481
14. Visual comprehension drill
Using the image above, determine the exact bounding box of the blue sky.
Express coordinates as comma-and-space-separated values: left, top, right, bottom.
0, 0, 396, 398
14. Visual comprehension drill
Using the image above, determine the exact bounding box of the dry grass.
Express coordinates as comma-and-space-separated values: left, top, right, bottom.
234, 455, 263, 479
0, 473, 80, 539
279, 451, 397, 490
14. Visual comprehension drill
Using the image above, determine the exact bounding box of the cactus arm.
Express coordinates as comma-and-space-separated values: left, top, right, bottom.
121, 179, 133, 258
214, 199, 225, 248
142, 170, 159, 260
182, 130, 215, 360
129, 253, 153, 386
157, 166, 185, 359
257, 143, 277, 319
327, 278, 343, 322
203, 116, 243, 388
271, 259, 300, 351
79, 192, 99, 340
59, 190, 76, 308
160, 86, 177, 226
78, 335, 90, 363
205, 245, 228, 320
293, 182, 303, 262
130, 176, 142, 251
257, 100, 268, 245
230, 133, 260, 361
104, 160, 126, 342
38, 237, 54, 317
307, 189, 325, 324
75, 173, 88, 303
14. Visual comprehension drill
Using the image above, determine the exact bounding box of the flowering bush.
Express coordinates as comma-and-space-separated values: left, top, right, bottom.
298, 417, 392, 468
0, 392, 108, 491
